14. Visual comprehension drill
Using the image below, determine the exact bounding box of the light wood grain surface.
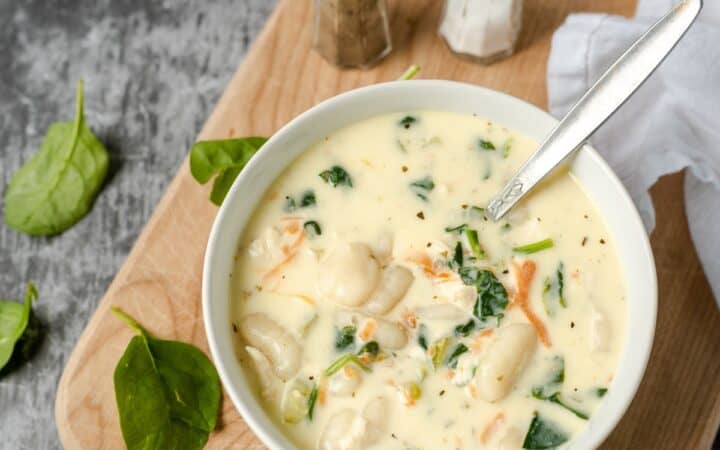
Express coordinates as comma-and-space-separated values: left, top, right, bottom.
55, 0, 720, 449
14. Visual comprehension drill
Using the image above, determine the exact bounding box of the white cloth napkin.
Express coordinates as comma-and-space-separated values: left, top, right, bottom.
547, 0, 720, 304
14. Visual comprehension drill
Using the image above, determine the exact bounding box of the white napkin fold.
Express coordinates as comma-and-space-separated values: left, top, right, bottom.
547, 0, 720, 304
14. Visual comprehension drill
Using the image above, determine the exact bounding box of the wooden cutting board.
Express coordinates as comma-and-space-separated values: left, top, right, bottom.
55, 0, 720, 449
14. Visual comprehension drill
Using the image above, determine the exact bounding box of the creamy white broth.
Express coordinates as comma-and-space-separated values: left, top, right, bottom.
231, 111, 626, 450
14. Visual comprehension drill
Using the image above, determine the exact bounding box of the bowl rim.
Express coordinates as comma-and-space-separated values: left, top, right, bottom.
203, 80, 657, 450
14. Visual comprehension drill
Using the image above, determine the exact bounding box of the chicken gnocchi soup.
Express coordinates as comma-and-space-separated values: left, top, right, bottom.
232, 111, 626, 450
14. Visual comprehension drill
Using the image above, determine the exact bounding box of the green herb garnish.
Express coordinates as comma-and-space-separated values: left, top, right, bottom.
300, 190, 316, 207
357, 341, 380, 359
513, 238, 554, 254
4, 81, 110, 235
445, 224, 468, 234
449, 241, 464, 270
304, 220, 322, 238
531, 390, 589, 420
522, 413, 569, 449
502, 139, 512, 158
112, 307, 221, 450
335, 325, 356, 351
478, 139, 496, 151
324, 353, 371, 376
319, 165, 353, 188
307, 383, 319, 421
460, 269, 508, 323
0, 283, 40, 374
596, 387, 608, 398
410, 176, 434, 201
399, 116, 418, 128
446, 343, 468, 369
464, 228, 486, 259
430, 337, 450, 369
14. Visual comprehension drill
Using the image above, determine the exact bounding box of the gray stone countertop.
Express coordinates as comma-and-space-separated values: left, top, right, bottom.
0, 1, 276, 448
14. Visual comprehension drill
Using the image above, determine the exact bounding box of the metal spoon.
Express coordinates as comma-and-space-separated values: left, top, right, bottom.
486, 0, 703, 221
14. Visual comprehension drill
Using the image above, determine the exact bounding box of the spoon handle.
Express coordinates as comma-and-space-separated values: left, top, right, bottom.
487, 0, 702, 221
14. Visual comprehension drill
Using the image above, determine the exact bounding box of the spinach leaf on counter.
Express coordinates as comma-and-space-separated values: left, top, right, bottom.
112, 307, 221, 450
190, 136, 268, 206
410, 176, 434, 201
522, 413, 569, 449
542, 262, 566, 315
319, 165, 353, 188
0, 283, 39, 373
4, 81, 109, 236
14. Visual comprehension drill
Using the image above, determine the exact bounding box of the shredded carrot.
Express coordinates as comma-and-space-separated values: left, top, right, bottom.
446, 369, 455, 380
406, 252, 454, 281
401, 309, 417, 329
283, 221, 300, 234
512, 260, 551, 347
359, 319, 378, 342
467, 384, 479, 400
262, 229, 306, 282
318, 378, 327, 406
470, 328, 494, 353
479, 412, 506, 444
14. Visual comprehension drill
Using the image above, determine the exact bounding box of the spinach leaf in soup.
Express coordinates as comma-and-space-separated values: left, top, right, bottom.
112, 307, 221, 450
453, 319, 476, 337
464, 228, 486, 259
335, 325, 356, 350
303, 220, 322, 238
300, 190, 316, 207
4, 81, 109, 236
460, 269, 509, 323
399, 115, 418, 129
190, 136, 268, 206
410, 176, 434, 201
319, 165, 353, 188
513, 238, 554, 254
445, 224, 468, 234
531, 356, 589, 420
523, 413, 569, 449
0, 283, 39, 373
542, 262, 567, 315
478, 139, 496, 151
446, 343, 468, 369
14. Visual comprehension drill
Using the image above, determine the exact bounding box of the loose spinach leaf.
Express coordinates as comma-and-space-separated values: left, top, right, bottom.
468, 270, 509, 322
335, 325, 356, 351
319, 165, 353, 188
513, 238, 554, 254
304, 220, 322, 238
190, 136, 268, 206
112, 307, 221, 450
542, 262, 566, 315
446, 343, 468, 369
0, 283, 39, 372
4, 81, 109, 236
523, 413, 569, 449
410, 176, 434, 201
478, 139, 496, 151
453, 319, 477, 337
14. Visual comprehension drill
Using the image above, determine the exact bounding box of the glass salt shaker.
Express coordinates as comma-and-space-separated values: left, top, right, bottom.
439, 0, 524, 64
313, 0, 393, 69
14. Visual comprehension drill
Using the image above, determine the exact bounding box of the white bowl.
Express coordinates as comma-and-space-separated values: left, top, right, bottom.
203, 80, 657, 450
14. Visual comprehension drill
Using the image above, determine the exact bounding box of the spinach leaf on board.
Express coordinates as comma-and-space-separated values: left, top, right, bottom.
542, 262, 566, 315
4, 81, 109, 236
319, 165, 353, 188
0, 283, 39, 372
190, 136, 268, 206
522, 413, 569, 449
112, 307, 221, 450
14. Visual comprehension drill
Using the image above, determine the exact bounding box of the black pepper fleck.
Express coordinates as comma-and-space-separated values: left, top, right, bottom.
502, 269, 509, 274
600, 238, 606, 244
417, 211, 425, 220
461, 204, 468, 209
570, 321, 575, 328
402, 165, 408, 172
582, 237, 588, 246
439, 390, 446, 396
232, 323, 238, 333
391, 433, 397, 439
426, 242, 432, 248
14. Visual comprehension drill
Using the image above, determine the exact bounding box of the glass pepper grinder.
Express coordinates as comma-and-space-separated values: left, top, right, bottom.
313, 0, 393, 69
439, 0, 524, 64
